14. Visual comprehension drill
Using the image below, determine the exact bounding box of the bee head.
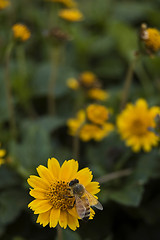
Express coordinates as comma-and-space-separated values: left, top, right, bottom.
69, 178, 79, 186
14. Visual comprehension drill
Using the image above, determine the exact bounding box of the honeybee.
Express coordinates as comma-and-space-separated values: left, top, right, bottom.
69, 178, 103, 221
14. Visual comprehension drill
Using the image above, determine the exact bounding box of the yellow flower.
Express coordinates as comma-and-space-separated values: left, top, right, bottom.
88, 88, 109, 101
27, 158, 101, 231
80, 123, 114, 142
80, 71, 97, 88
12, 24, 31, 42
86, 104, 110, 125
67, 110, 85, 136
67, 78, 79, 90
0, 148, 6, 166
0, 0, 10, 9
117, 99, 160, 152
58, 8, 83, 22
47, 0, 77, 8
140, 23, 160, 52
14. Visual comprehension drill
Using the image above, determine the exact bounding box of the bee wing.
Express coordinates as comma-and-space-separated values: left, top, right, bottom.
75, 195, 86, 219
84, 190, 103, 210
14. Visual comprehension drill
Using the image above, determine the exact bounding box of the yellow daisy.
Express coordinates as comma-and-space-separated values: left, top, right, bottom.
0, 0, 10, 9
0, 148, 6, 166
87, 88, 109, 101
140, 23, 160, 52
80, 123, 114, 142
28, 158, 101, 231
117, 99, 160, 152
86, 104, 110, 125
58, 8, 83, 22
12, 24, 31, 42
80, 71, 97, 88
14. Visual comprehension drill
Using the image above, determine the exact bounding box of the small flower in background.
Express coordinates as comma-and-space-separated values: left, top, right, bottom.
0, 0, 10, 10
46, 0, 77, 8
0, 145, 6, 166
12, 24, 31, 42
117, 99, 160, 152
58, 8, 84, 22
67, 104, 114, 141
86, 104, 110, 125
27, 158, 101, 231
79, 71, 98, 88
87, 88, 109, 101
140, 23, 160, 53
67, 77, 80, 90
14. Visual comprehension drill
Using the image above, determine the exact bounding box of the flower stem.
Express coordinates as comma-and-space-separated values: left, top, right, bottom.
48, 46, 62, 116
97, 169, 132, 184
120, 58, 136, 110
57, 224, 63, 240
4, 42, 17, 139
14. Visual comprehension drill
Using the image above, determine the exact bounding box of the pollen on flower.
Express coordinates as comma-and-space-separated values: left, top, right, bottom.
12, 24, 31, 42
46, 180, 75, 210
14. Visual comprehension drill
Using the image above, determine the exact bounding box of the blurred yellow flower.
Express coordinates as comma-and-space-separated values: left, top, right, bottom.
0, 148, 6, 166
86, 104, 110, 125
117, 99, 160, 152
12, 24, 31, 42
80, 123, 114, 142
67, 78, 79, 90
67, 110, 85, 136
59, 8, 83, 22
28, 158, 101, 230
47, 0, 77, 8
80, 71, 97, 88
0, 0, 10, 9
88, 88, 109, 101
141, 23, 160, 52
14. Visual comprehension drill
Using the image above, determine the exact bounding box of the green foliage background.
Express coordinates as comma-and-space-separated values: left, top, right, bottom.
1, 0, 160, 239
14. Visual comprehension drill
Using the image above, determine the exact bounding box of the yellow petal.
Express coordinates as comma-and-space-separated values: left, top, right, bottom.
36, 210, 50, 227
50, 208, 60, 228
90, 208, 95, 219
59, 160, 79, 182
33, 200, 52, 214
68, 207, 79, 218
47, 158, 60, 179
28, 199, 40, 210
59, 210, 67, 229
85, 182, 100, 195
29, 188, 47, 199
27, 175, 49, 190
67, 213, 79, 231
75, 167, 93, 186
36, 165, 55, 184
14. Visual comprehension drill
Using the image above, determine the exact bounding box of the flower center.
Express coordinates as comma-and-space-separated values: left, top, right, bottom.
131, 119, 147, 136
46, 180, 75, 210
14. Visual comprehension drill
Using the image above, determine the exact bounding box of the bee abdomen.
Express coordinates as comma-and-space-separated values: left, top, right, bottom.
82, 206, 90, 221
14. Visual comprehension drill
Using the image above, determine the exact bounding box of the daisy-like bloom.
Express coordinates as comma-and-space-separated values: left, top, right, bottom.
12, 24, 31, 42
140, 23, 160, 52
87, 88, 109, 101
58, 8, 83, 22
80, 123, 114, 142
67, 110, 85, 136
80, 71, 97, 88
47, 0, 77, 8
0, 0, 10, 9
28, 158, 101, 230
117, 99, 160, 152
0, 148, 6, 166
67, 78, 79, 90
86, 104, 110, 125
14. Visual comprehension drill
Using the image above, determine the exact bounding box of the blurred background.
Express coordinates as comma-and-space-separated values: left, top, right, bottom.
1, 0, 160, 239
